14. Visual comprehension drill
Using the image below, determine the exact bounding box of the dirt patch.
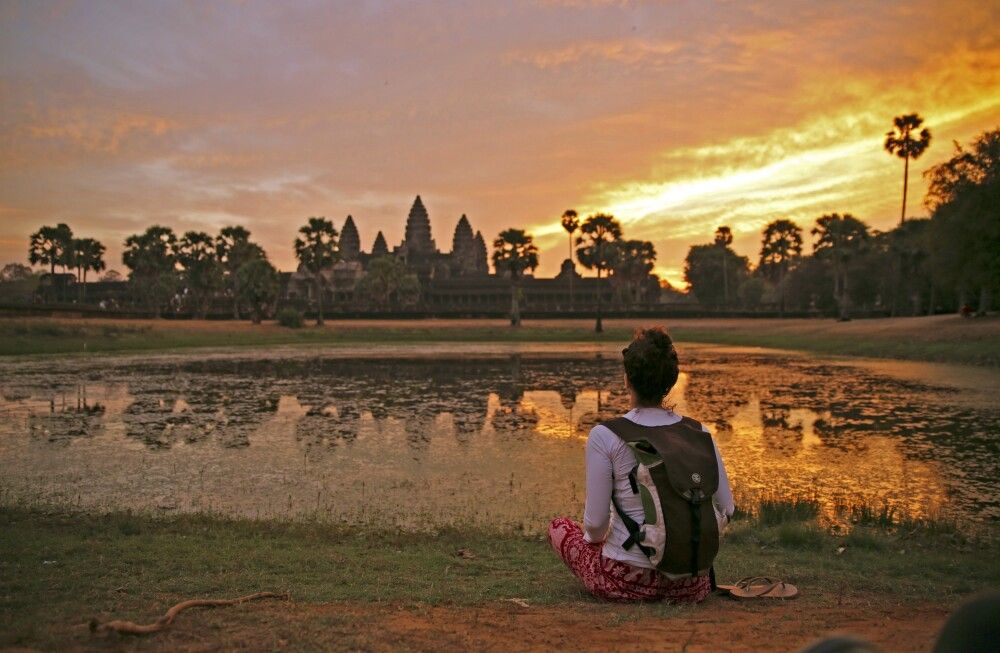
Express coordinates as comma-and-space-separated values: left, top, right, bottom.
42, 596, 951, 652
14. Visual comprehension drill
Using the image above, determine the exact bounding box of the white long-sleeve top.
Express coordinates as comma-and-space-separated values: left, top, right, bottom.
583, 407, 735, 568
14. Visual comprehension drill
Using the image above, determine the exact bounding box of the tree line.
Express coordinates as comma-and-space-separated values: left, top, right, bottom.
683, 126, 998, 318
15, 121, 995, 325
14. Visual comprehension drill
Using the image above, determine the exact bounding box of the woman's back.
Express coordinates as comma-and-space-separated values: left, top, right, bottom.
584, 407, 734, 569
548, 326, 735, 602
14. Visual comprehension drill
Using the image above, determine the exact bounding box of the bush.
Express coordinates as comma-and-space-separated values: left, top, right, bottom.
276, 307, 303, 328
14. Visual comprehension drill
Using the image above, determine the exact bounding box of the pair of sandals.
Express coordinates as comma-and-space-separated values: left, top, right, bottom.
716, 576, 799, 600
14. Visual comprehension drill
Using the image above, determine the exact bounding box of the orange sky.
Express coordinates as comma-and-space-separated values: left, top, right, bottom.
1, 1, 998, 287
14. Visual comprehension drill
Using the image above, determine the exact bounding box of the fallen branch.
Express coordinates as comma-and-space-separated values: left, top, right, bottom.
90, 591, 290, 636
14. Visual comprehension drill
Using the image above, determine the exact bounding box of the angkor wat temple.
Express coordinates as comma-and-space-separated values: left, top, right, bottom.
285, 195, 663, 315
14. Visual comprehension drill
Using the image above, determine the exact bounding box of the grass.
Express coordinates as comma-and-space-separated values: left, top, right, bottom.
1, 504, 997, 650
1, 314, 998, 365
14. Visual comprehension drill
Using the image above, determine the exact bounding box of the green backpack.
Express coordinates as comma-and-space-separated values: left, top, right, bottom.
600, 416, 721, 578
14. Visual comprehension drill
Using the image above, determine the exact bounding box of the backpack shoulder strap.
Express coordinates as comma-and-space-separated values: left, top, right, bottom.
678, 415, 704, 432
599, 416, 648, 442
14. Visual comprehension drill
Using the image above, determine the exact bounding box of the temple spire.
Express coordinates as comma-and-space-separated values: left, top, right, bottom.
371, 230, 389, 257
473, 230, 489, 275
452, 214, 474, 253
340, 215, 360, 260
403, 195, 436, 253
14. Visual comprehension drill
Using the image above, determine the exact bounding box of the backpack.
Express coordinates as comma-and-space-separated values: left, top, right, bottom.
600, 416, 720, 579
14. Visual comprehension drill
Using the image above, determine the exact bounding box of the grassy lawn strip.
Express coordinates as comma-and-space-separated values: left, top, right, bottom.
2, 316, 998, 365
1, 507, 996, 649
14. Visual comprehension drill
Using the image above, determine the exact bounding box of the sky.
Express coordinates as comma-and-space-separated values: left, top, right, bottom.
1, 0, 998, 287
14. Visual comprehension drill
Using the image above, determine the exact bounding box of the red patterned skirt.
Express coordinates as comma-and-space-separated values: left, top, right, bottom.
548, 517, 710, 602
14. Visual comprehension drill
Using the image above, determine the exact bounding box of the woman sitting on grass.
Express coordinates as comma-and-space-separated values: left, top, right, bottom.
549, 327, 734, 602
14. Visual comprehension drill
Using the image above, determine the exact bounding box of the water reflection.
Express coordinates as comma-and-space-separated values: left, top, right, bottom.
0, 348, 996, 528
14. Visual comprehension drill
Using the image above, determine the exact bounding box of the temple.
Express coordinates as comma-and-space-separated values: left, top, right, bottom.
285, 195, 662, 316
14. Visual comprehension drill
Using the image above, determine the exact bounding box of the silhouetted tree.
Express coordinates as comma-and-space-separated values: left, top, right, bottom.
576, 213, 622, 332
924, 127, 999, 312
759, 219, 803, 315
294, 217, 339, 326
122, 225, 178, 317
29, 223, 74, 299
354, 256, 420, 309
1, 263, 33, 282
177, 231, 223, 319
610, 239, 657, 306
69, 237, 106, 302
885, 113, 932, 224
492, 228, 539, 327
881, 220, 932, 316
714, 226, 734, 304
235, 257, 278, 324
684, 243, 750, 308
100, 269, 123, 282
561, 209, 580, 306
811, 213, 870, 320
216, 226, 265, 319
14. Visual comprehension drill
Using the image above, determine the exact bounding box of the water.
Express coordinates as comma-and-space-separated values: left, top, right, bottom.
1, 344, 997, 531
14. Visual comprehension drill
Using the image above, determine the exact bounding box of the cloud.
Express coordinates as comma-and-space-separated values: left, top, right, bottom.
506, 39, 682, 69
0, 0, 997, 287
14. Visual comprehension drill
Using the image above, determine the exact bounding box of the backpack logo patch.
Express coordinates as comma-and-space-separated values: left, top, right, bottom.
691, 473, 702, 484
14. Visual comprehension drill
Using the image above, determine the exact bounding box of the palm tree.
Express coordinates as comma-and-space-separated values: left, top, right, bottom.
576, 213, 623, 332
812, 213, 870, 320
714, 226, 733, 305
69, 238, 106, 302
294, 217, 339, 326
216, 226, 264, 319
884, 113, 932, 224
560, 209, 580, 307
28, 223, 74, 276
758, 220, 803, 315
29, 223, 73, 301
491, 228, 540, 327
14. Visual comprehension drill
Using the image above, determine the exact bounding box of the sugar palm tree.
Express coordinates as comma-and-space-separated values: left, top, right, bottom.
714, 226, 733, 305
561, 209, 580, 308
758, 219, 803, 315
812, 213, 870, 320
294, 217, 339, 326
884, 113, 932, 224
69, 237, 106, 302
29, 223, 74, 301
492, 228, 540, 327
576, 213, 623, 332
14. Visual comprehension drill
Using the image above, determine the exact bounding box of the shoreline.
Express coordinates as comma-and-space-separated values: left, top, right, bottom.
1, 314, 998, 366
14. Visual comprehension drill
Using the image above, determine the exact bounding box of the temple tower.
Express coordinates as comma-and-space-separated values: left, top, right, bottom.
340, 215, 360, 260
452, 214, 474, 254
403, 195, 436, 253
451, 214, 476, 274
371, 231, 389, 257
473, 230, 489, 275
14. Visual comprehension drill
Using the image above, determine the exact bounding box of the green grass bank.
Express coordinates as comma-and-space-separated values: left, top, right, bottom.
1, 314, 997, 365
2, 505, 996, 650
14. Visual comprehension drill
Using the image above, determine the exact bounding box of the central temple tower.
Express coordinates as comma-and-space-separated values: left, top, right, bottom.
402, 195, 437, 253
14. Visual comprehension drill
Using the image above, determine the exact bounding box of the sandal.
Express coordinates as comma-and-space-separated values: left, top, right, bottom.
718, 576, 799, 600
